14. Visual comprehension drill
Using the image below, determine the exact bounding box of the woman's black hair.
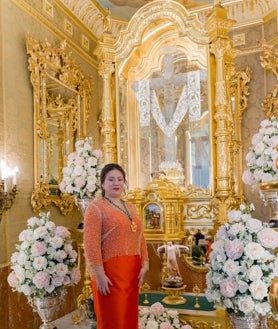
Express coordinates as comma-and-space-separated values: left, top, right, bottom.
100, 163, 126, 197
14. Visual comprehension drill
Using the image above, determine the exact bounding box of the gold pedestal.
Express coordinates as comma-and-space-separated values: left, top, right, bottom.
161, 285, 186, 305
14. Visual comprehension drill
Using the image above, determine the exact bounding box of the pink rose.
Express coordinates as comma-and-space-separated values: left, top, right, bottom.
74, 176, 86, 188
56, 263, 68, 276
220, 277, 238, 298
93, 149, 103, 158
52, 275, 65, 287
242, 170, 255, 185
31, 241, 47, 257
7, 271, 19, 287
150, 302, 164, 317
55, 226, 70, 239
160, 323, 174, 329
216, 225, 228, 239
33, 271, 50, 289
76, 156, 85, 166
257, 228, 278, 249
225, 239, 244, 260
70, 268, 81, 284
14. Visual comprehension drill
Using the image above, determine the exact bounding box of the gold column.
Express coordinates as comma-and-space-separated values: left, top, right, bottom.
206, 4, 239, 222
94, 32, 117, 164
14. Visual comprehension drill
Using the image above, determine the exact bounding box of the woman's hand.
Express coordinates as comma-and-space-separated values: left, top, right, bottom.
96, 272, 113, 296
138, 265, 148, 287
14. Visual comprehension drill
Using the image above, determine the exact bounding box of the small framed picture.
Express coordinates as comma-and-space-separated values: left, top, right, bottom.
143, 202, 163, 232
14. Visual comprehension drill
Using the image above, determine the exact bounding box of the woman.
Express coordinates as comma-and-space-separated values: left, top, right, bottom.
84, 163, 149, 329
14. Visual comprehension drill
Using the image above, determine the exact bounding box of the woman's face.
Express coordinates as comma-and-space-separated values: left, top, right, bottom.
102, 169, 125, 199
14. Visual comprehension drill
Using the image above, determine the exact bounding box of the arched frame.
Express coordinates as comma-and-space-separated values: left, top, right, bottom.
94, 2, 251, 231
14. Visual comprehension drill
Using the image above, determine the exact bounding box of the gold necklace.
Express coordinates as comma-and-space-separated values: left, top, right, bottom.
104, 197, 137, 232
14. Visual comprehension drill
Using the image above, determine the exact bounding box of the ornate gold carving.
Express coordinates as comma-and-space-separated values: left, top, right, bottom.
26, 35, 92, 214
180, 315, 229, 329
96, 1, 250, 271
260, 43, 278, 119
31, 182, 52, 211
94, 34, 117, 164
53, 194, 75, 215
126, 177, 185, 242
31, 182, 75, 215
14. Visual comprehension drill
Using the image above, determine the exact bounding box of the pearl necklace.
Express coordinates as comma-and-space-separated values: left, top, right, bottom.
104, 197, 137, 232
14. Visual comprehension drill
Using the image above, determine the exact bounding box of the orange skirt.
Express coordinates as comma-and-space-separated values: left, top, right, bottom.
91, 255, 141, 329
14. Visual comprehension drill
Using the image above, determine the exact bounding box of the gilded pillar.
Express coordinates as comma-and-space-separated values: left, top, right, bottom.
206, 4, 238, 222
94, 33, 117, 164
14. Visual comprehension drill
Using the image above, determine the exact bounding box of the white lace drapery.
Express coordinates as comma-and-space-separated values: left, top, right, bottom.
135, 70, 201, 137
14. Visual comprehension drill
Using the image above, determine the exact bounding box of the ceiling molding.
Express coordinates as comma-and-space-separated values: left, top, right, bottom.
59, 0, 277, 39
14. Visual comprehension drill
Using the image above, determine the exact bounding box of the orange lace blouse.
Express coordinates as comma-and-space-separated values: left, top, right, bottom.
84, 198, 149, 275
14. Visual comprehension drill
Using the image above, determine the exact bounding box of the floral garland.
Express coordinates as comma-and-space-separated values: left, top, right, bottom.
139, 302, 192, 329
59, 137, 103, 199
7, 212, 81, 299
205, 204, 278, 317
242, 116, 278, 189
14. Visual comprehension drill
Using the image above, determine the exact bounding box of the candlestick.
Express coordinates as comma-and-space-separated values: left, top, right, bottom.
193, 284, 201, 309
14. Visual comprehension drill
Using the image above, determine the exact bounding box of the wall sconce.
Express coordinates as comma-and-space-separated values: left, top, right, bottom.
0, 160, 18, 221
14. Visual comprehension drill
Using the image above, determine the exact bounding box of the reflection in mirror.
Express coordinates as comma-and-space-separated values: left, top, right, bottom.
26, 35, 92, 214
119, 38, 209, 189
135, 53, 209, 188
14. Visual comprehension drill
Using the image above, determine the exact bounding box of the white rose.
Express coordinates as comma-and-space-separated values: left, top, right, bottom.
238, 296, 255, 314
146, 320, 159, 329
249, 280, 268, 300
248, 265, 263, 281
223, 259, 240, 276
245, 218, 262, 233
254, 301, 271, 316
244, 242, 265, 260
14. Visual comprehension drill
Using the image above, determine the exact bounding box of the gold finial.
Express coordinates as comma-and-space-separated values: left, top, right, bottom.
193, 284, 201, 308
141, 282, 150, 304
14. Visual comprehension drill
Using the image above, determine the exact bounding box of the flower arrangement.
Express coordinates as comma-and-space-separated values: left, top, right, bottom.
7, 212, 81, 299
139, 302, 192, 329
242, 116, 278, 189
59, 137, 103, 199
205, 203, 278, 317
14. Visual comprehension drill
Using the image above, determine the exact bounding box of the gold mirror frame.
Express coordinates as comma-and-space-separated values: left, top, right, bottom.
26, 35, 92, 215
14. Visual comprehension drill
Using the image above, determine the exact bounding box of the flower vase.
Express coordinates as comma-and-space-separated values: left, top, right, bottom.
228, 313, 267, 329
75, 197, 93, 216
75, 197, 93, 229
260, 181, 278, 228
29, 293, 63, 329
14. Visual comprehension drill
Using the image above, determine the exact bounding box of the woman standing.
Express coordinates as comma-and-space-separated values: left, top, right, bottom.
84, 163, 149, 329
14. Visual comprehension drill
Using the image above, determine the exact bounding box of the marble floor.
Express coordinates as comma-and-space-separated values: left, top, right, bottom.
53, 311, 96, 329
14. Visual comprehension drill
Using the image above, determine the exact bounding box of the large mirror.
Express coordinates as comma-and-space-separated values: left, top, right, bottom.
114, 2, 210, 190
26, 35, 92, 214
133, 47, 209, 188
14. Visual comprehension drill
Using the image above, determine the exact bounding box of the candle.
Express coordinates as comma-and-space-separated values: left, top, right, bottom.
13, 166, 19, 185
4, 179, 7, 193
1, 161, 8, 180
